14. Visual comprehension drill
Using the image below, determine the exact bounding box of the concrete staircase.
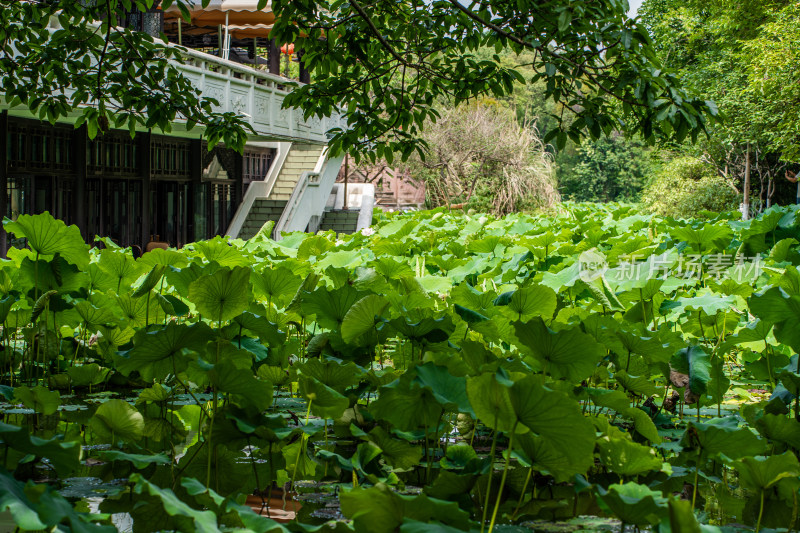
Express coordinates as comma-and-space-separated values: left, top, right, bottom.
227, 143, 345, 240
238, 199, 287, 240
270, 145, 325, 201
319, 209, 361, 234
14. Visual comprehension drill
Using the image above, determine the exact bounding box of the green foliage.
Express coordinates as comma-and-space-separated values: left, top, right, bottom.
641, 157, 740, 218
0, 205, 798, 532
557, 135, 656, 202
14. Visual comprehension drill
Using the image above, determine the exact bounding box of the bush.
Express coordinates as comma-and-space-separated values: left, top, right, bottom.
557, 135, 655, 203
641, 157, 740, 218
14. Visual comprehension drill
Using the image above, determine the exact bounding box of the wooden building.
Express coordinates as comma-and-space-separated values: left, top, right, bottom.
0, 2, 344, 255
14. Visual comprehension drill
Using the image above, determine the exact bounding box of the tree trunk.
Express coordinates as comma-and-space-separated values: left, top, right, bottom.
742, 143, 751, 221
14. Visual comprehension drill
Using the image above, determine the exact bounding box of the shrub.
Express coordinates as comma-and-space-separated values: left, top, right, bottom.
641, 157, 740, 218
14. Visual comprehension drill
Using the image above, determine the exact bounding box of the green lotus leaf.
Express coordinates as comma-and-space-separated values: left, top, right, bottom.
0, 471, 48, 531
705, 359, 730, 406
363, 426, 423, 471
18, 256, 89, 300
339, 484, 471, 533
100, 450, 170, 469
282, 437, 317, 481
424, 471, 479, 501
90, 399, 144, 444
302, 285, 361, 330
749, 287, 800, 352
667, 499, 703, 533
595, 420, 663, 477
131, 264, 167, 298
96, 248, 145, 292
113, 291, 158, 329
179, 477, 289, 533
3, 212, 89, 269
298, 375, 348, 420
465, 371, 516, 432
74, 301, 118, 327
371, 375, 447, 431
253, 265, 303, 307
450, 283, 496, 313
754, 414, 800, 449
156, 294, 190, 317
513, 318, 605, 382
13, 385, 60, 415
597, 482, 669, 527
209, 359, 273, 411
670, 223, 732, 252
615, 370, 659, 397
188, 266, 251, 323
0, 469, 116, 533
719, 320, 773, 354
177, 443, 255, 498
297, 357, 365, 393
664, 292, 737, 318
66, 363, 110, 387
680, 417, 767, 460
413, 362, 473, 415
233, 311, 287, 350
114, 322, 215, 381
453, 304, 488, 326
509, 376, 595, 475
0, 421, 80, 476
390, 315, 454, 344
670, 346, 711, 399
400, 519, 466, 533
341, 294, 390, 345
130, 472, 223, 530
494, 284, 558, 322
166, 261, 207, 296
137, 383, 173, 403
733, 452, 800, 492
192, 236, 249, 267
137, 247, 187, 269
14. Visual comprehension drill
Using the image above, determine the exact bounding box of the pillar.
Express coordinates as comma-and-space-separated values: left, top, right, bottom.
0, 111, 7, 258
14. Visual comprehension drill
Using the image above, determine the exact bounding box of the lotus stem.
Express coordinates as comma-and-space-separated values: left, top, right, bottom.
488, 422, 517, 533
512, 467, 532, 520
756, 489, 765, 532
691, 451, 700, 511
481, 413, 499, 533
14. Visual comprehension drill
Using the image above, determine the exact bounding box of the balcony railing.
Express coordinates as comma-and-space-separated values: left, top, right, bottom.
175, 47, 341, 144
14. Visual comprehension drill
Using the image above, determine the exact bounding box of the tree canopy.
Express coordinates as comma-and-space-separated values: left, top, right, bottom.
1, 0, 717, 157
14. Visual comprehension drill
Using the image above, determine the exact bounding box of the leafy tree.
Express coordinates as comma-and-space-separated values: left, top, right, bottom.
556, 135, 655, 202
641, 156, 740, 218
639, 0, 799, 214
275, 0, 718, 160
2, 0, 717, 158
0, 0, 251, 150
403, 102, 558, 214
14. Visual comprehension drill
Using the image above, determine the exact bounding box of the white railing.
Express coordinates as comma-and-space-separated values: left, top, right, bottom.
273, 170, 322, 238
226, 141, 291, 238
273, 149, 344, 238
38, 16, 342, 145
174, 48, 341, 143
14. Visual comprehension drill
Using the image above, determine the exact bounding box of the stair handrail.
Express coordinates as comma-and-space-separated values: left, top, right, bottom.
226, 142, 292, 238
273, 170, 321, 239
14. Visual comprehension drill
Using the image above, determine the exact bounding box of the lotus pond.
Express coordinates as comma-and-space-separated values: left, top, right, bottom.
1, 203, 800, 533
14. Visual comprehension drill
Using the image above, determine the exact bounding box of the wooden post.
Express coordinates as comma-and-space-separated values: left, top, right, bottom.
0, 111, 7, 258
73, 124, 88, 240
298, 49, 311, 84
267, 38, 280, 75
140, 131, 152, 249
189, 138, 202, 242
233, 150, 244, 221
743, 143, 751, 221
